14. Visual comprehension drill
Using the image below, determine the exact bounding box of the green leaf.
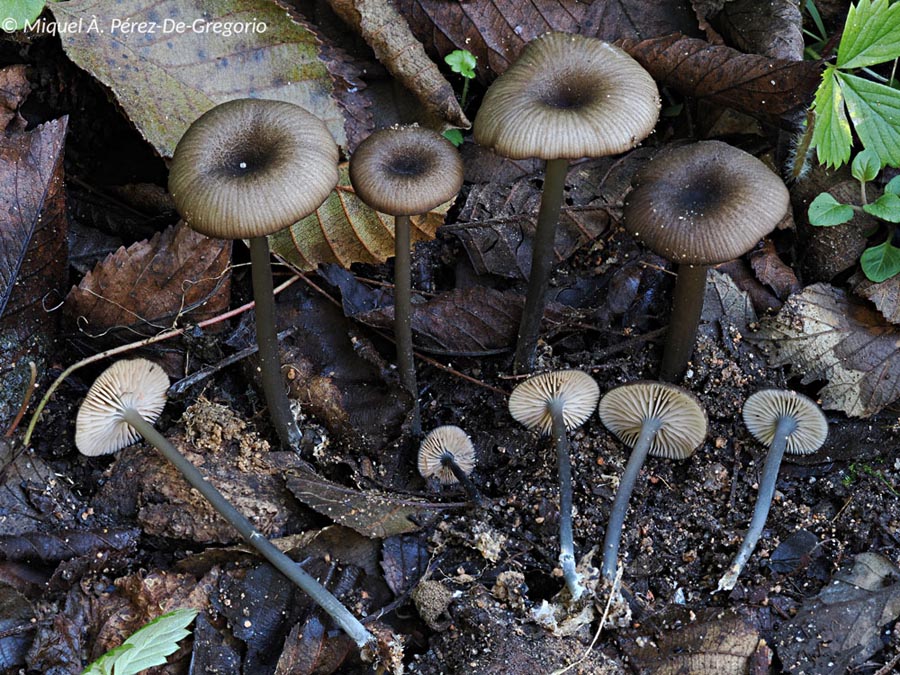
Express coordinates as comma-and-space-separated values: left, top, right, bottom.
442, 128, 464, 147
1, 0, 45, 31
444, 49, 477, 79
852, 148, 882, 182
811, 67, 853, 168
837, 0, 900, 69
861, 239, 900, 282
82, 608, 199, 675
837, 71, 900, 167
885, 175, 900, 195
809, 192, 855, 226
863, 192, 900, 221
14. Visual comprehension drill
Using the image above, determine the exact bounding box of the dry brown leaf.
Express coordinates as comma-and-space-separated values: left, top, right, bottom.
0, 65, 30, 131
716, 0, 804, 61
755, 283, 900, 417
749, 239, 801, 300
64, 222, 231, 342
327, 0, 469, 130
851, 271, 900, 324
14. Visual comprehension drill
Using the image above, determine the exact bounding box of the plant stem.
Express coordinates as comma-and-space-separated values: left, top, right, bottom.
717, 414, 796, 592
249, 236, 303, 450
442, 454, 482, 505
122, 408, 375, 648
513, 157, 568, 375
550, 398, 583, 599
659, 264, 709, 382
461, 78, 470, 109
601, 418, 661, 582
394, 214, 421, 436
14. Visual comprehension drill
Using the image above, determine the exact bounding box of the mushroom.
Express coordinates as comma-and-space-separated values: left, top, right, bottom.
75, 358, 374, 648
349, 126, 463, 435
622, 141, 790, 382
474, 32, 660, 373
717, 389, 828, 592
597, 381, 707, 582
509, 369, 600, 599
418, 425, 480, 503
168, 98, 339, 450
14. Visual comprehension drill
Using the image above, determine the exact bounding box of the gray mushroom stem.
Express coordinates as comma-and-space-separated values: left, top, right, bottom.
717, 414, 797, 592
249, 236, 303, 450
513, 157, 568, 374
549, 397, 584, 599
120, 406, 376, 649
393, 214, 421, 436
440, 453, 482, 505
601, 417, 663, 582
660, 263, 708, 383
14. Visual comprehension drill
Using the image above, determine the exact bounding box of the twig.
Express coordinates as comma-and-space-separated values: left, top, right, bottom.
4, 362, 37, 437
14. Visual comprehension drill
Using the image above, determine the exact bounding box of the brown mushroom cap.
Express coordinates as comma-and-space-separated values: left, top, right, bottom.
508, 369, 599, 435
349, 126, 464, 216
598, 381, 707, 459
473, 32, 660, 160
75, 359, 169, 457
622, 141, 789, 266
418, 425, 477, 484
168, 98, 339, 239
742, 389, 828, 454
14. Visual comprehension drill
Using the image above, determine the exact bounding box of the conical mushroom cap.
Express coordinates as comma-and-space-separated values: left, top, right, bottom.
349, 126, 464, 216
75, 359, 169, 457
742, 389, 828, 455
169, 98, 339, 239
508, 369, 599, 435
418, 425, 477, 484
473, 32, 660, 160
623, 141, 789, 266
598, 381, 707, 459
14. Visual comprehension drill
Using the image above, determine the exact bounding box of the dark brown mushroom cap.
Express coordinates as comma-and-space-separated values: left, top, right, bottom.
742, 389, 828, 454
75, 359, 169, 457
168, 98, 339, 239
598, 381, 707, 459
418, 425, 477, 484
508, 370, 599, 435
622, 141, 789, 266
473, 32, 660, 160
349, 126, 464, 216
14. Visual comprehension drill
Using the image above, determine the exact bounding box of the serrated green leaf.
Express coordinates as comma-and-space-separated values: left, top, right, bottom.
444, 49, 477, 79
885, 175, 900, 195
861, 239, 900, 282
837, 0, 900, 69
809, 192, 855, 225
863, 192, 900, 221
1, 0, 46, 31
812, 68, 853, 168
81, 608, 198, 675
852, 148, 882, 181
837, 71, 900, 167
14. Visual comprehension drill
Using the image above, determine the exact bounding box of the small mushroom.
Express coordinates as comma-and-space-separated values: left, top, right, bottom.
75, 358, 374, 648
169, 98, 339, 450
622, 141, 789, 381
597, 381, 707, 582
509, 369, 600, 599
717, 389, 828, 592
475, 32, 659, 373
349, 126, 464, 435
418, 425, 480, 503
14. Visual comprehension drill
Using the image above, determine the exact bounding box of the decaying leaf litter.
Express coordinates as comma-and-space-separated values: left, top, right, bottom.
1, 0, 899, 673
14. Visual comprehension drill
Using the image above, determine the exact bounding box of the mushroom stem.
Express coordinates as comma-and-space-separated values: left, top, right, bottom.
393, 214, 421, 436
120, 406, 376, 649
659, 263, 709, 382
550, 397, 584, 599
513, 157, 568, 374
717, 414, 797, 592
441, 453, 483, 505
249, 236, 303, 450
601, 417, 662, 582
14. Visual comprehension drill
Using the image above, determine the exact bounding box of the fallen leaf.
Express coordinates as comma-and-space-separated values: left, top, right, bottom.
381, 535, 429, 597
0, 528, 139, 565
64, 222, 231, 343
285, 469, 461, 538
774, 552, 900, 674
755, 283, 900, 417
275, 615, 352, 675
749, 239, 801, 300
0, 585, 34, 671
701, 269, 758, 335
768, 528, 819, 575
851, 270, 900, 324
50, 0, 349, 156
715, 0, 804, 60
0, 65, 30, 131
326, 0, 468, 129
270, 164, 451, 273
